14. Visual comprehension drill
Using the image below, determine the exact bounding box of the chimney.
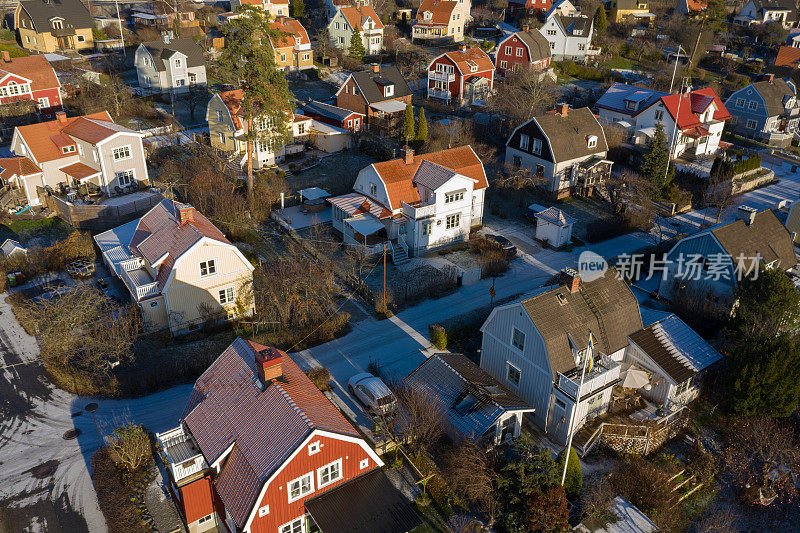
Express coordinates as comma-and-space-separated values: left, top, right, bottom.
178, 206, 194, 224
255, 347, 283, 384
401, 145, 414, 164
522, 24, 530, 32
561, 267, 581, 293
162, 32, 171, 44
55, 111, 67, 124
461, 44, 467, 51
558, 103, 569, 117
736, 205, 758, 226
372, 63, 380, 73
1, 51, 10, 63
756, 73, 775, 83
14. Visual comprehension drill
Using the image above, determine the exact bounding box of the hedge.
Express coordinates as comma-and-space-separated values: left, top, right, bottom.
557, 447, 582, 499
90, 448, 149, 533
710, 154, 762, 177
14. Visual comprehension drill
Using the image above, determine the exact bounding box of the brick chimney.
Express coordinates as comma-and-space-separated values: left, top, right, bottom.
558, 103, 569, 117
522, 24, 529, 32
55, 111, 67, 124
178, 206, 194, 224
461, 44, 467, 51
372, 63, 380, 73
255, 347, 283, 384
1, 51, 10, 63
561, 267, 581, 293
401, 145, 414, 164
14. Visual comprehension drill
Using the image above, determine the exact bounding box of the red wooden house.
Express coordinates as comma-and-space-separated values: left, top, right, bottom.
0, 52, 62, 115
495, 26, 552, 76
301, 100, 364, 132
427, 46, 495, 106
507, 0, 552, 15
157, 338, 419, 533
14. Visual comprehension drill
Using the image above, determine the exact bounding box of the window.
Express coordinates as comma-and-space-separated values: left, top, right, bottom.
199, 260, 216, 276
587, 135, 597, 148
302, 53, 310, 61
384, 85, 394, 97
149, 301, 159, 308
625, 100, 637, 111
578, 43, 585, 51
318, 459, 342, 488
113, 145, 132, 161
287, 473, 314, 502
512, 155, 521, 167
536, 164, 545, 177
219, 132, 226, 143
77, 35, 85, 42
516, 47, 524, 57
51, 19, 63, 29
175, 58, 182, 68
198, 514, 213, 524
500, 60, 508, 69
353, 86, 359, 95
281, 53, 287, 63
422, 222, 432, 235
116, 170, 135, 186
532, 138, 542, 155
25, 36, 30, 44
338, 36, 344, 44
218, 287, 235, 304
38, 97, 50, 109
62, 145, 76, 154
547, 30, 557, 36
445, 191, 464, 203
736, 98, 744, 108
445, 213, 460, 229
279, 517, 304, 533
335, 22, 340, 29
369, 183, 377, 196
506, 362, 521, 387
512, 327, 525, 350
746, 119, 757, 129
360, 458, 369, 469
176, 78, 185, 87
519, 133, 530, 150
258, 505, 269, 517
675, 378, 691, 396
188, 73, 196, 84
748, 100, 757, 110
308, 441, 320, 455
505, 46, 512, 55
297, 122, 306, 135
655, 110, 664, 121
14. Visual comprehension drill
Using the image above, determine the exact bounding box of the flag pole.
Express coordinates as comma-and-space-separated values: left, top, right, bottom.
561, 330, 593, 487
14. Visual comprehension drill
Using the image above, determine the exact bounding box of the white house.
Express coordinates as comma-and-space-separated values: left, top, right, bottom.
535, 207, 575, 248
327, 145, 488, 262
595, 83, 732, 160
135, 37, 207, 93
327, 5, 384, 55
657, 206, 796, 303
539, 8, 596, 61
734, 0, 796, 28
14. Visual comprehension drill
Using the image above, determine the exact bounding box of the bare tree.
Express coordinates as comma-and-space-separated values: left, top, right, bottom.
395, 386, 445, 452
446, 443, 499, 524
178, 85, 209, 123
106, 424, 152, 472
488, 66, 557, 133
695, 507, 740, 533
703, 163, 735, 225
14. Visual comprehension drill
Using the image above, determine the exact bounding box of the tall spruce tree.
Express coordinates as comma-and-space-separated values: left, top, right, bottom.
349, 27, 366, 61
594, 6, 607, 34
415, 106, 428, 143
640, 122, 673, 200
218, 5, 295, 202
403, 103, 415, 143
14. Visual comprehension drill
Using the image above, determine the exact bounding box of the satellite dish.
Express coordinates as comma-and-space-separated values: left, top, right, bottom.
643, 383, 652, 391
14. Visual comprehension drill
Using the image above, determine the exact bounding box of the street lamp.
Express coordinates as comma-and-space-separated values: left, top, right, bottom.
85, 402, 102, 448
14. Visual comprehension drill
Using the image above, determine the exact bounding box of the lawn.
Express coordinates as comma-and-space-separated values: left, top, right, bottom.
599, 56, 641, 70
0, 217, 73, 246
0, 43, 28, 58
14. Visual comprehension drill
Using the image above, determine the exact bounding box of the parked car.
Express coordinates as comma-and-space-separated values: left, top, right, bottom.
347, 373, 397, 415
484, 234, 517, 258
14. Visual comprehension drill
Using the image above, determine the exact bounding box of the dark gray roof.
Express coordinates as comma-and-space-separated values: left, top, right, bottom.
19, 0, 92, 32
438, 354, 531, 410
752, 79, 795, 117
512, 106, 608, 163
556, 14, 591, 36
754, 0, 795, 12
140, 38, 205, 72
710, 209, 795, 269
413, 160, 458, 190
516, 30, 551, 63
302, 100, 360, 121
520, 268, 643, 378
350, 65, 412, 105
305, 469, 421, 533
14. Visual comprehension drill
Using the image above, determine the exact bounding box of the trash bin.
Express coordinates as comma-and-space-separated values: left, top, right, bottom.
7, 273, 16, 287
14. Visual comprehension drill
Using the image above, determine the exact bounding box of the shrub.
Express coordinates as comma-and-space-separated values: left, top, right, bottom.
556, 447, 582, 499
306, 366, 332, 392
429, 323, 447, 349
91, 448, 149, 533
107, 424, 152, 473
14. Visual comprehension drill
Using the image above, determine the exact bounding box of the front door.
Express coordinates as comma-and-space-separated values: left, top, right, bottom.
57, 36, 72, 49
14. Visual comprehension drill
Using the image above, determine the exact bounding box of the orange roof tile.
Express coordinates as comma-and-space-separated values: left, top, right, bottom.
15, 111, 114, 163
340, 5, 384, 31
373, 145, 487, 210
0, 55, 59, 91
776, 46, 800, 68
219, 89, 245, 130
684, 0, 706, 10
269, 17, 310, 48
0, 157, 41, 181
442, 47, 494, 74
415, 0, 458, 25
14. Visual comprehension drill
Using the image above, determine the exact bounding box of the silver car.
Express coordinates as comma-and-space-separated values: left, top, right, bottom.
347, 373, 397, 415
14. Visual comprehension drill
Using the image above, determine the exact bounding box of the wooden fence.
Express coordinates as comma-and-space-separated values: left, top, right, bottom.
45, 192, 164, 232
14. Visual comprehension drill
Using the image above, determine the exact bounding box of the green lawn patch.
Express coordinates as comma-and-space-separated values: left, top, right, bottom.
0, 43, 28, 57
0, 217, 73, 245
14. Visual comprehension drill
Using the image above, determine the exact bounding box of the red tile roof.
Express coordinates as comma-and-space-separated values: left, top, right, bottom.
415, 0, 458, 25
372, 145, 488, 210
15, 111, 114, 163
659, 87, 730, 130
59, 161, 100, 181
339, 5, 384, 31
776, 45, 800, 68
269, 17, 310, 48
439, 47, 494, 74
685, 0, 706, 10
182, 338, 360, 529
0, 157, 40, 181
0, 55, 59, 91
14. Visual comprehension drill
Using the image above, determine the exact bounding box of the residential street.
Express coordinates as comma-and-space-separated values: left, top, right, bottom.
0, 153, 798, 531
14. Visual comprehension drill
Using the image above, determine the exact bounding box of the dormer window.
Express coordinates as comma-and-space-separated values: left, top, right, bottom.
625, 99, 637, 111
587, 135, 598, 149
51, 19, 63, 30
424, 11, 432, 19
62, 145, 76, 154
384, 84, 394, 97
295, 37, 301, 45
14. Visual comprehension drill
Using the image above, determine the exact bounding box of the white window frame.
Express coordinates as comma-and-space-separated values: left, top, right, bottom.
532, 138, 543, 155
445, 213, 460, 229
287, 473, 314, 503
112, 145, 132, 161
422, 221, 432, 235
317, 458, 343, 488
197, 514, 213, 524
444, 191, 464, 203
116, 169, 135, 186
748, 100, 757, 110
506, 361, 521, 387
587, 135, 597, 149
512, 327, 525, 350
37, 97, 50, 109
746, 119, 757, 129
258, 505, 269, 517
360, 458, 369, 469
218, 287, 235, 304
199, 259, 216, 277
279, 517, 304, 533
308, 441, 320, 455
519, 133, 529, 150
736, 98, 744, 108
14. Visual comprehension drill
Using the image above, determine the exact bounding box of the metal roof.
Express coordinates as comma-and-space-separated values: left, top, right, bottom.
412, 160, 459, 190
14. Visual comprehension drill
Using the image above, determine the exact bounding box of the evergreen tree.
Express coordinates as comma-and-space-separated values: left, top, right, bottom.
639, 122, 673, 200
349, 27, 366, 61
218, 5, 295, 202
556, 447, 582, 499
594, 6, 607, 34
290, 0, 305, 18
403, 103, 415, 143
733, 266, 800, 338
728, 334, 800, 418
415, 106, 428, 143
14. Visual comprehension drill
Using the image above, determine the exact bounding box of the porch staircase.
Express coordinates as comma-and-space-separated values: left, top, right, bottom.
391, 245, 409, 265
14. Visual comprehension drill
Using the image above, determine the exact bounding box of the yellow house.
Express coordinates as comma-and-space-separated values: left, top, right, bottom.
95, 199, 255, 335
269, 17, 314, 71
15, 0, 94, 53
610, 0, 653, 24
